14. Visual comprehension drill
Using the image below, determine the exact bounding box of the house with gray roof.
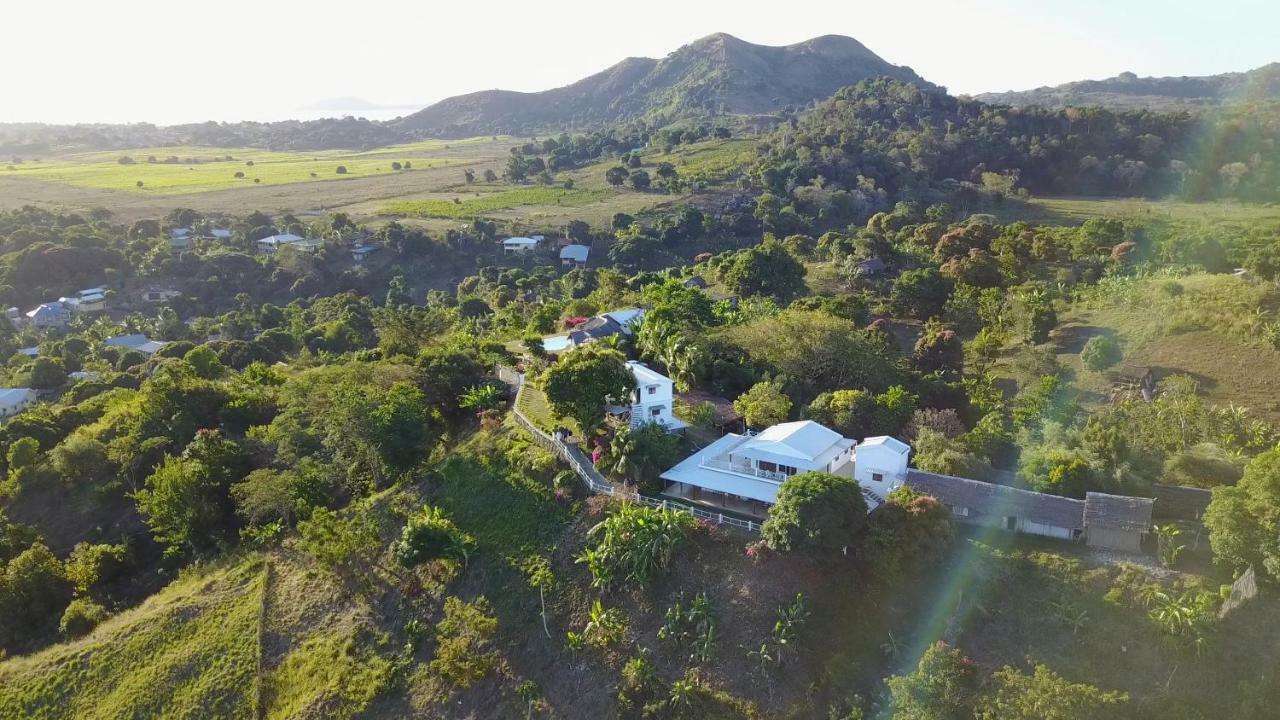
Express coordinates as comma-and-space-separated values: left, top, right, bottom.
1083, 492, 1154, 552
904, 469, 1086, 540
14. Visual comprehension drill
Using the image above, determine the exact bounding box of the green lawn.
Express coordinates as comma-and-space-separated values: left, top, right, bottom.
1050, 272, 1280, 419
1000, 195, 1280, 226
383, 186, 611, 219
1, 137, 505, 195
0, 560, 266, 720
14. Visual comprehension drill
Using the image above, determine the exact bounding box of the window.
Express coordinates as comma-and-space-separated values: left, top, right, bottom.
647, 385, 657, 395
1005, 516, 1017, 531
778, 464, 798, 476
651, 406, 662, 417
758, 460, 777, 472
871, 472, 884, 484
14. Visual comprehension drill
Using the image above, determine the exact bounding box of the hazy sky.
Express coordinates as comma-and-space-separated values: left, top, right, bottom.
4, 0, 1277, 125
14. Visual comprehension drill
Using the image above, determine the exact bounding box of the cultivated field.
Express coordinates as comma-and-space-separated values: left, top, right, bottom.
0, 137, 755, 232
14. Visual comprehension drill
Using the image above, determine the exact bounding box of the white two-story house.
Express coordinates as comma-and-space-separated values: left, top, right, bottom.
610, 362, 687, 432
659, 420, 908, 518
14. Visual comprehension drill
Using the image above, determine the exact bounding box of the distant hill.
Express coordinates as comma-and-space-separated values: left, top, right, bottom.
395, 32, 933, 137
975, 63, 1280, 110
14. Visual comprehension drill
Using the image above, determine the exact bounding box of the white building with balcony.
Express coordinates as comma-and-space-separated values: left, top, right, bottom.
610, 361, 687, 432
659, 420, 907, 518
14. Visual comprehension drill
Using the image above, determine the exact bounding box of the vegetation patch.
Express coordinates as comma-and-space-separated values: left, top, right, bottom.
384, 187, 611, 219
0, 560, 266, 720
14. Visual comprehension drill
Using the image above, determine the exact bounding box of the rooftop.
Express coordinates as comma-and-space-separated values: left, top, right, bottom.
1084, 492, 1155, 532
661, 433, 784, 504
858, 436, 911, 454
258, 233, 304, 245
741, 420, 848, 462
626, 361, 671, 387
560, 244, 590, 261
905, 469, 1087, 530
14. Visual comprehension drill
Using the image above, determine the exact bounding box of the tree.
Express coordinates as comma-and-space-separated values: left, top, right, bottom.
1204, 449, 1280, 580
183, 345, 226, 379
891, 268, 953, 320
885, 641, 977, 720
977, 664, 1128, 720
1080, 335, 1122, 372
335, 165, 348, 174
50, 436, 112, 486
541, 346, 635, 434
134, 430, 246, 555
28, 356, 67, 389
761, 471, 868, 554
735, 379, 792, 429
0, 542, 72, 648
913, 322, 964, 375
722, 239, 807, 301
483, 169, 498, 182
601, 422, 681, 493
628, 169, 652, 190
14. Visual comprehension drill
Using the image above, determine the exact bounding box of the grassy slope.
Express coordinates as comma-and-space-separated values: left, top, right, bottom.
0, 559, 266, 720
1052, 273, 1280, 418
1001, 195, 1280, 225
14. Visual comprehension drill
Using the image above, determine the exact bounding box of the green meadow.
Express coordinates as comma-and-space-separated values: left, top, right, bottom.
1, 138, 506, 195
383, 186, 612, 218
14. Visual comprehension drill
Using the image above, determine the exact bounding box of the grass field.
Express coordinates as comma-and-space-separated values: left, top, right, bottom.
3, 143, 480, 195
0, 560, 266, 720
1003, 195, 1280, 226
383, 186, 611, 219
1052, 272, 1280, 418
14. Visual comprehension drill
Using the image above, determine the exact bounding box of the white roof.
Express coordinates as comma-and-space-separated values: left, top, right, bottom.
258, 233, 304, 245
0, 388, 35, 404
858, 436, 911, 454
17, 347, 38, 356
105, 334, 168, 354
79, 287, 105, 296
170, 227, 192, 237
560, 244, 590, 261
503, 236, 541, 246
627, 361, 671, 387
604, 307, 645, 330
209, 228, 233, 238
661, 433, 784, 504
741, 421, 848, 462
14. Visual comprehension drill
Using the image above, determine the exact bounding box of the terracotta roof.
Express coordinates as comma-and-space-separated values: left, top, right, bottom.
1084, 492, 1154, 533
905, 469, 1086, 530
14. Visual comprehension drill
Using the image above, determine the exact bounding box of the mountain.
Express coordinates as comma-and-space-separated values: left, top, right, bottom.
395, 33, 933, 137
302, 96, 387, 111
975, 63, 1280, 110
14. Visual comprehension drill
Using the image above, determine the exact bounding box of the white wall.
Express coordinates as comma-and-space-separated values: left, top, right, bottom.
854, 444, 909, 494
633, 375, 677, 426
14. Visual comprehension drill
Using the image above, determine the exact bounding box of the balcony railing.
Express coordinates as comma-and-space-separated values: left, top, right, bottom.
698, 458, 788, 483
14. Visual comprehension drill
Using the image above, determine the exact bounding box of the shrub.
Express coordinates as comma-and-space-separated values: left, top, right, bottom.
391, 506, 474, 568
430, 596, 498, 687
59, 597, 109, 637
617, 654, 662, 711
1080, 335, 1122, 372
577, 503, 694, 588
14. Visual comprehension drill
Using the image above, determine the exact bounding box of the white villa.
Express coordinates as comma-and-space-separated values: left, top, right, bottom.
256, 233, 305, 253
502, 235, 544, 255
105, 333, 168, 355
25, 301, 71, 329
560, 244, 590, 267
0, 388, 37, 418
610, 362, 687, 432
660, 420, 908, 518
